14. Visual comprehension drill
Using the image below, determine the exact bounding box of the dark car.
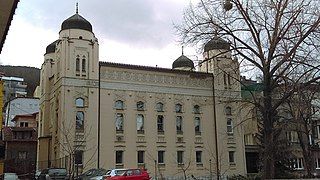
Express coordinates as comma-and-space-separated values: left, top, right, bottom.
38, 168, 68, 180
76, 168, 108, 180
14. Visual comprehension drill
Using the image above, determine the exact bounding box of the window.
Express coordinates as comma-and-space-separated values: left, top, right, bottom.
291, 158, 304, 170
156, 102, 164, 112
286, 131, 299, 143
175, 104, 182, 113
177, 151, 184, 164
137, 101, 145, 111
76, 111, 84, 131
157, 115, 164, 132
227, 118, 233, 134
18, 151, 27, 159
76, 56, 80, 72
76, 98, 84, 107
115, 100, 124, 110
225, 106, 232, 115
193, 105, 200, 114
316, 158, 320, 169
137, 151, 145, 164
20, 122, 29, 127
75, 150, 83, 165
136, 114, 144, 133
116, 151, 123, 164
158, 151, 165, 164
195, 117, 201, 134
82, 57, 86, 72
229, 151, 235, 164
176, 116, 183, 133
115, 113, 124, 131
196, 151, 202, 163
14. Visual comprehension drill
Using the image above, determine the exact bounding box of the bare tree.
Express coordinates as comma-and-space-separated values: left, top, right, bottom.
55, 119, 97, 179
176, 0, 320, 178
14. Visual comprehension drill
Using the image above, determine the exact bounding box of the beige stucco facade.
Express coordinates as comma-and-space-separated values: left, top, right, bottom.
37, 12, 246, 178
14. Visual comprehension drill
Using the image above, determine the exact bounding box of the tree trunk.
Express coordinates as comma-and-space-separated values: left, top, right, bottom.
262, 75, 275, 179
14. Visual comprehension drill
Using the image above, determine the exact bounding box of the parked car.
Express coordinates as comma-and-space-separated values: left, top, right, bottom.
34, 170, 41, 180
2, 173, 19, 180
76, 168, 108, 180
90, 170, 110, 180
104, 169, 150, 180
38, 168, 68, 180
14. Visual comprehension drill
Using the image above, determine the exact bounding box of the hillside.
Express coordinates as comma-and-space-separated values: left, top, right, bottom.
0, 65, 40, 97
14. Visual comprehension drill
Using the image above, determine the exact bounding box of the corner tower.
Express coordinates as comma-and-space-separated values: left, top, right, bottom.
199, 37, 246, 175
38, 8, 99, 171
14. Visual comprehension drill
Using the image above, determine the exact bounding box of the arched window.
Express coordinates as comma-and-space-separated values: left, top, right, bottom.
175, 103, 182, 113
76, 56, 80, 72
156, 102, 164, 112
115, 100, 124, 110
193, 105, 200, 114
226, 106, 232, 115
136, 114, 144, 133
82, 56, 86, 72
137, 101, 145, 111
76, 111, 84, 131
76, 98, 84, 107
227, 118, 233, 134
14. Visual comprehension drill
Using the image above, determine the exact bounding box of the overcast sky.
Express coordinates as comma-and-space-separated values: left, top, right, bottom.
0, 0, 202, 69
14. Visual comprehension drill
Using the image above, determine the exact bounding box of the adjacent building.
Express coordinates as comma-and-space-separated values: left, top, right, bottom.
3, 97, 39, 126
1, 76, 28, 104
37, 11, 247, 178
2, 113, 38, 178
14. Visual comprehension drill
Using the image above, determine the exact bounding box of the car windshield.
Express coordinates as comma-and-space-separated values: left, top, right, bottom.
48, 169, 67, 175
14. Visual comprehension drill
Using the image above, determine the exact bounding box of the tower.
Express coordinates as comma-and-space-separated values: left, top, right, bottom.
199, 37, 246, 175
38, 8, 99, 171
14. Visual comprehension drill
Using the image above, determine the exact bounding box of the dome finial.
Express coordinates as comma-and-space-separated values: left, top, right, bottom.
76, 2, 79, 14
182, 46, 184, 55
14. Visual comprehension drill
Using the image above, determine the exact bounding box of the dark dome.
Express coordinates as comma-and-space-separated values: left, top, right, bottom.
45, 40, 59, 54
204, 37, 230, 52
172, 55, 194, 70
61, 13, 92, 32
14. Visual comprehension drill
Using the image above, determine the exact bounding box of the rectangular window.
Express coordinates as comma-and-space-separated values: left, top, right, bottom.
158, 151, 165, 164
75, 150, 83, 165
195, 117, 201, 134
116, 151, 123, 164
76, 111, 84, 131
292, 158, 304, 170
18, 151, 27, 159
20, 122, 29, 127
136, 114, 144, 133
286, 131, 299, 143
227, 118, 233, 134
177, 151, 184, 164
229, 151, 235, 164
316, 158, 320, 169
196, 151, 202, 163
137, 151, 144, 164
176, 116, 183, 133
115, 113, 124, 132
157, 115, 164, 132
